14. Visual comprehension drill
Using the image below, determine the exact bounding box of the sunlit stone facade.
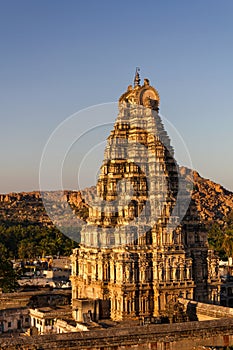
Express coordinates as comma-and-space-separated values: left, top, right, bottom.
70, 71, 220, 322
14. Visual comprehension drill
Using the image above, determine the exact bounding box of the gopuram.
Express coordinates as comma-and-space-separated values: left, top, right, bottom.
70, 70, 220, 322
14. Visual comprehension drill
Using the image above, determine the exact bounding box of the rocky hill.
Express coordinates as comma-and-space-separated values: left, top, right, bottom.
180, 167, 233, 223
0, 168, 233, 228
0, 190, 90, 227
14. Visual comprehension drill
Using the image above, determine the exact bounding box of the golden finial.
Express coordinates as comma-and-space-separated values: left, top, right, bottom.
134, 67, 141, 87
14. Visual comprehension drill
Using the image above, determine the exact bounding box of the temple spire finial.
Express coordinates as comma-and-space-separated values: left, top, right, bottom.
134, 67, 141, 87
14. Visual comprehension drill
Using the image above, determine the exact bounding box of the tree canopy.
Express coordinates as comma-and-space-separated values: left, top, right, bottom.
0, 224, 78, 260
208, 211, 233, 260
0, 243, 18, 292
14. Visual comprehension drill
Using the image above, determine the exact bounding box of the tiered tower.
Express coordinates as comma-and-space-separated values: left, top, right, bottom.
70, 70, 220, 322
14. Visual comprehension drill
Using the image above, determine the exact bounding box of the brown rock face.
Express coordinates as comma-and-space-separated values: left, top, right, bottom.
0, 190, 91, 227
180, 167, 233, 223
0, 170, 232, 228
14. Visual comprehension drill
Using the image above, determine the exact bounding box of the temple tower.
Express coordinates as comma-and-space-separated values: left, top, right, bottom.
70, 71, 220, 322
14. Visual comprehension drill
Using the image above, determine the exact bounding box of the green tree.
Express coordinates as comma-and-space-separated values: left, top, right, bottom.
222, 230, 233, 261
208, 222, 225, 259
208, 210, 233, 260
0, 257, 19, 292
18, 239, 36, 260
38, 237, 57, 258
0, 223, 77, 259
0, 242, 8, 258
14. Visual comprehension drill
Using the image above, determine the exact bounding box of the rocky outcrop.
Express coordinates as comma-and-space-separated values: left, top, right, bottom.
0, 170, 232, 228
180, 167, 233, 223
0, 190, 90, 227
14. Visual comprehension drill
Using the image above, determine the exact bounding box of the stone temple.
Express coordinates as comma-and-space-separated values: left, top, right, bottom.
70, 70, 220, 322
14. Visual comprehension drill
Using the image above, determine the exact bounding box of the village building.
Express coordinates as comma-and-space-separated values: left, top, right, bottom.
0, 289, 70, 335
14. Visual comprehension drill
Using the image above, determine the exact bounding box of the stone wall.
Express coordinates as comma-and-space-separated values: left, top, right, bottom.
179, 298, 233, 319
2, 318, 233, 349
0, 290, 71, 310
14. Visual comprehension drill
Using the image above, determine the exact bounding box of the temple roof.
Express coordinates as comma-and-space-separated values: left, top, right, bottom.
119, 69, 160, 111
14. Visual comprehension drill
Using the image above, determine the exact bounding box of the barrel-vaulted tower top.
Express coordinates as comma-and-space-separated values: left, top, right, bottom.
119, 69, 160, 111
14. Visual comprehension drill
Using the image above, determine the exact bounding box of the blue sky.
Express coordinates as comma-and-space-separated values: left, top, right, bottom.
0, 0, 233, 193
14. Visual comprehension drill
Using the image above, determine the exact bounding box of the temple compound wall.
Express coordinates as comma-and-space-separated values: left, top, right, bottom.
2, 317, 233, 349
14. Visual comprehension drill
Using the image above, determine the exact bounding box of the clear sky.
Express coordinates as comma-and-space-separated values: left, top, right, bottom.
0, 0, 233, 193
